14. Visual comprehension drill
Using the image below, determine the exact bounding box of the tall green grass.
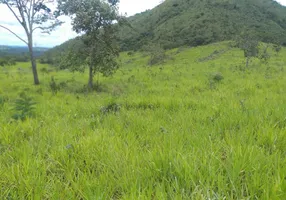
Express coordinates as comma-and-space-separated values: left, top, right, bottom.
0, 42, 285, 199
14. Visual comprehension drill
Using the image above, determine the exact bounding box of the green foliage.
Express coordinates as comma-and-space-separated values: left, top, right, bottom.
42, 0, 286, 59
208, 72, 224, 90
40, 67, 49, 74
259, 45, 271, 64
236, 31, 259, 57
142, 43, 169, 66
58, 0, 121, 88
236, 32, 279, 66
100, 102, 121, 115
212, 72, 224, 82
0, 57, 16, 66
12, 95, 36, 121
49, 76, 61, 94
117, 0, 286, 50
273, 44, 282, 55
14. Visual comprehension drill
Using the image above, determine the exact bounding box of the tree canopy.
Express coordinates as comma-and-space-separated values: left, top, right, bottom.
58, 0, 121, 89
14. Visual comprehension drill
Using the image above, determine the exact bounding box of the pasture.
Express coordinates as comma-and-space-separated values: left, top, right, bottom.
0, 42, 285, 199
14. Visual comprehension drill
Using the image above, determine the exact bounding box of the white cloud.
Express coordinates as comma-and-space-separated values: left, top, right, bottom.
0, 1, 162, 47
0, 0, 285, 47
277, 0, 286, 6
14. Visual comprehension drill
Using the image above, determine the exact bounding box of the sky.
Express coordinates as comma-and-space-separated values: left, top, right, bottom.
0, 0, 285, 47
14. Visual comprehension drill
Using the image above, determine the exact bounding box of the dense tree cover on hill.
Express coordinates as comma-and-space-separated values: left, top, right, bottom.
41, 0, 286, 65
119, 0, 286, 50
38, 39, 76, 64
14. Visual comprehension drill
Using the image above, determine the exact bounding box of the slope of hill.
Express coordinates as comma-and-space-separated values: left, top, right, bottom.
119, 0, 286, 50
42, 0, 286, 63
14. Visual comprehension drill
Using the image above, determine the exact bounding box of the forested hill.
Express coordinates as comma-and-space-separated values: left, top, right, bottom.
119, 0, 286, 50
42, 0, 286, 60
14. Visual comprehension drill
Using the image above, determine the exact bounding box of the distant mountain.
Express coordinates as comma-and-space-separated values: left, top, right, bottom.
0, 45, 49, 58
42, 0, 286, 64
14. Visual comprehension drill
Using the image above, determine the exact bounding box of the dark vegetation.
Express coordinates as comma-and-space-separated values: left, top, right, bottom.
40, 0, 286, 66
118, 0, 286, 50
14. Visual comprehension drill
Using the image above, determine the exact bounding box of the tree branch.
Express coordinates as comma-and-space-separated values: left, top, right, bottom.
32, 26, 44, 33
14, 0, 30, 35
0, 24, 28, 45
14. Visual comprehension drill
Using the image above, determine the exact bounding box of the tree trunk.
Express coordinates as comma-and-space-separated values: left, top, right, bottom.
28, 35, 40, 85
88, 65, 93, 90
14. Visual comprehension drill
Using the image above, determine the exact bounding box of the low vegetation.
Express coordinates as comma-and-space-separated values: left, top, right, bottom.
0, 42, 285, 199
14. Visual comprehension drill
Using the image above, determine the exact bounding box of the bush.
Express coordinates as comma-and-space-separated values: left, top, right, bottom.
100, 103, 121, 115
208, 72, 224, 90
142, 43, 169, 66
212, 72, 224, 82
273, 44, 281, 55
40, 67, 49, 74
49, 76, 60, 94
0, 57, 16, 67
12, 95, 36, 121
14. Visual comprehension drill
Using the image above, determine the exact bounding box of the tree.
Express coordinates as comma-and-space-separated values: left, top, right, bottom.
259, 44, 270, 64
236, 31, 259, 68
0, 0, 62, 85
142, 43, 168, 66
58, 0, 121, 90
273, 44, 282, 55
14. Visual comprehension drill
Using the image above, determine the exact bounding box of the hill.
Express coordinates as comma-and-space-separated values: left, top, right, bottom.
41, 0, 286, 65
119, 0, 286, 50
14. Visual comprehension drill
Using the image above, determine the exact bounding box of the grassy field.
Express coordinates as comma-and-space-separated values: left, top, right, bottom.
0, 42, 286, 199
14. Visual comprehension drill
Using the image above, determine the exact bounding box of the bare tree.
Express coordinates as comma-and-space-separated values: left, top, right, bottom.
0, 0, 62, 85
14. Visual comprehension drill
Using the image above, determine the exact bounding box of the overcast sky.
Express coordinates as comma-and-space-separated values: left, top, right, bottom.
0, 0, 285, 47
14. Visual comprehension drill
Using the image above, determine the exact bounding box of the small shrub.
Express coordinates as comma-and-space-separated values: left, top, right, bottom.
148, 50, 168, 66
260, 51, 270, 64
208, 72, 224, 90
59, 81, 68, 89
49, 76, 60, 94
36, 88, 43, 96
212, 72, 224, 82
127, 51, 134, 56
0, 57, 16, 67
40, 67, 49, 74
12, 96, 36, 121
273, 44, 281, 55
100, 103, 121, 115
142, 43, 169, 66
